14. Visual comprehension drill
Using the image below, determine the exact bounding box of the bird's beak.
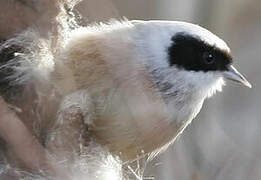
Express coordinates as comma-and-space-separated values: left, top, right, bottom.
223, 65, 252, 88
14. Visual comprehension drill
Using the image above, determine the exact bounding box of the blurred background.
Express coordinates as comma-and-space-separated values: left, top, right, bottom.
0, 0, 260, 179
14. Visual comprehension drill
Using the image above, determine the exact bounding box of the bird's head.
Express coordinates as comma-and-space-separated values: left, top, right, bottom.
132, 20, 251, 99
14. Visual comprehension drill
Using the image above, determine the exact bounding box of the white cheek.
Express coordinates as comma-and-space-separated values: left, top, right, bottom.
196, 73, 225, 98
178, 70, 225, 98
206, 77, 225, 98
170, 72, 225, 125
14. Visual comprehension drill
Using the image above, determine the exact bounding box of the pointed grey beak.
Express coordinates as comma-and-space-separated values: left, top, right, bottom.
223, 66, 252, 88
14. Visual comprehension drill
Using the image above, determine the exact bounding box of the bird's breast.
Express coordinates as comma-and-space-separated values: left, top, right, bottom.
88, 85, 193, 162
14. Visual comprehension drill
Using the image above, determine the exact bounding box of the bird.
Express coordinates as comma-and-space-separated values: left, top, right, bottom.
1, 20, 252, 164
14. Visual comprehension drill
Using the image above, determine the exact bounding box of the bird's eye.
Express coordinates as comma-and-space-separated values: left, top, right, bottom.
203, 52, 215, 64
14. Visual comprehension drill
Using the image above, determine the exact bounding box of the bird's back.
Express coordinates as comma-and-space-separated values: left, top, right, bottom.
51, 25, 184, 162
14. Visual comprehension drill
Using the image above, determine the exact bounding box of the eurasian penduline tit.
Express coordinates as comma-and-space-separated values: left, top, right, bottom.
1, 20, 252, 163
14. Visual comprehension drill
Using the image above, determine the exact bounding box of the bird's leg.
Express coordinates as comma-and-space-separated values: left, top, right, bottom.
47, 91, 94, 163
